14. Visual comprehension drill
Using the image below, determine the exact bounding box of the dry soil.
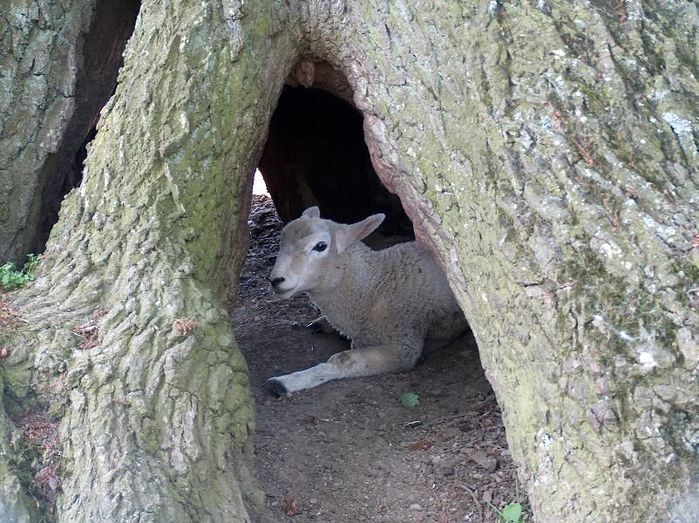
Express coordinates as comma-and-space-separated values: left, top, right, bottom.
231, 195, 529, 523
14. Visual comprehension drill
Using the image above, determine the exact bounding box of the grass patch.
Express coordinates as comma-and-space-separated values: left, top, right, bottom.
0, 254, 40, 291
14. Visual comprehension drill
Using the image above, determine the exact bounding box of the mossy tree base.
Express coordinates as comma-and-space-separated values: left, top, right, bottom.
1, 1, 697, 521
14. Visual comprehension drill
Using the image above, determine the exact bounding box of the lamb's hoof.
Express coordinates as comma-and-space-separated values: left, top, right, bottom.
264, 378, 289, 397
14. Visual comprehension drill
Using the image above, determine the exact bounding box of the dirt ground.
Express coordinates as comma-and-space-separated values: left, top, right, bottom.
231, 196, 529, 523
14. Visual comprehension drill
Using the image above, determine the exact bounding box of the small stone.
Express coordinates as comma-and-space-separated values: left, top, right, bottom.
468, 450, 498, 473
410, 503, 423, 511
309, 498, 318, 505
438, 463, 455, 476
482, 490, 493, 504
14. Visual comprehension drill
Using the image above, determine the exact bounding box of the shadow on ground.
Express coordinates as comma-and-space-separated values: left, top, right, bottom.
231, 196, 528, 523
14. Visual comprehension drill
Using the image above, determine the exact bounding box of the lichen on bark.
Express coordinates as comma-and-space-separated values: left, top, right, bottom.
2, 0, 294, 520
293, 1, 698, 520
0, 0, 96, 262
1, 0, 697, 522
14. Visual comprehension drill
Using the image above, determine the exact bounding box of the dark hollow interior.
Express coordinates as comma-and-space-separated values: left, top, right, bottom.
30, 0, 141, 254
258, 85, 413, 236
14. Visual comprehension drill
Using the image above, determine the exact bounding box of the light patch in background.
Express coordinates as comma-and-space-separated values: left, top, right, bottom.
253, 169, 269, 195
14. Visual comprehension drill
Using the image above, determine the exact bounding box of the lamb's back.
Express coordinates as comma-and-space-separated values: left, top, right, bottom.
361, 242, 464, 344
311, 241, 465, 349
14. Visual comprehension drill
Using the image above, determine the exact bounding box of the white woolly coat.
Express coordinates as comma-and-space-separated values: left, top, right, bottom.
307, 241, 467, 365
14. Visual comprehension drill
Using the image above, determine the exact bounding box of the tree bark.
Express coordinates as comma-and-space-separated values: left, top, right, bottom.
1, 1, 697, 522
2, 0, 294, 520
0, 0, 139, 262
298, 2, 699, 520
0, 0, 96, 262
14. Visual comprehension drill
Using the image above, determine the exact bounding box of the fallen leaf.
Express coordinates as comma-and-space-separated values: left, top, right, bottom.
501, 502, 523, 522
173, 317, 200, 336
283, 492, 300, 517
400, 392, 420, 408
409, 438, 433, 451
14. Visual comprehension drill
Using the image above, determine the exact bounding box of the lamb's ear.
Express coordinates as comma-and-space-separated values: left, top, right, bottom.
302, 206, 320, 219
334, 213, 385, 253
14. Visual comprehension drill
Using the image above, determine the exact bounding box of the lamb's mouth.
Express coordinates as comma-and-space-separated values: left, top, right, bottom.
273, 286, 297, 298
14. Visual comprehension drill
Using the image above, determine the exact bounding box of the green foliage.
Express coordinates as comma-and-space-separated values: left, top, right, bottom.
0, 254, 40, 291
489, 480, 526, 522
399, 392, 420, 408
488, 501, 524, 523
502, 502, 524, 523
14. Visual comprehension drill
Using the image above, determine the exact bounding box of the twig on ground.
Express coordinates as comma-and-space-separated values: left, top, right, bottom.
456, 481, 483, 523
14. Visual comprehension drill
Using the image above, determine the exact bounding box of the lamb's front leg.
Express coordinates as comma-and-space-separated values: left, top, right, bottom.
264, 344, 419, 396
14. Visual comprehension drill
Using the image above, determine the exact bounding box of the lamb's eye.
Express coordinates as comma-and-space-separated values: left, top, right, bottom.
312, 241, 327, 252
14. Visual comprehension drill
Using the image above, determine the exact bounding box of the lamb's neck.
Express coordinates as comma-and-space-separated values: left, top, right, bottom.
308, 245, 377, 311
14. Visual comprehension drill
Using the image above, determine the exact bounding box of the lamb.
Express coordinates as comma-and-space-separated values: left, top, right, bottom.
266, 206, 468, 396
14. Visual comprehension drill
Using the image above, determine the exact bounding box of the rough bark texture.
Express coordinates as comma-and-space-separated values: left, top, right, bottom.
1, 0, 92, 263
1, 0, 697, 522
0, 0, 139, 262
2, 0, 291, 520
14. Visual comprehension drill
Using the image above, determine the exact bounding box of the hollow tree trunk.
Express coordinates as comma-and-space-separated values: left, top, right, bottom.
0, 0, 95, 262
1, 1, 697, 522
1, 0, 292, 520
0, 0, 139, 262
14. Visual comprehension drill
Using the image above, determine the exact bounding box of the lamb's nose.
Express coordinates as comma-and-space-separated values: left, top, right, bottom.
270, 277, 285, 288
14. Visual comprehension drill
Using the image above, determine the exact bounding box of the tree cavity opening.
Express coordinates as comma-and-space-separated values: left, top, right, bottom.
231, 64, 519, 521
257, 84, 413, 237
30, 0, 141, 255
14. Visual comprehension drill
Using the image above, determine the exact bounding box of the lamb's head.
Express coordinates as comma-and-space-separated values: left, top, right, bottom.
269, 206, 385, 299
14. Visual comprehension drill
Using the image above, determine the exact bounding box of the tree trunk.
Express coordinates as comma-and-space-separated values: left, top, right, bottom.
1, 0, 291, 520
0, 0, 139, 262
1, 1, 697, 522
1, 0, 93, 262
